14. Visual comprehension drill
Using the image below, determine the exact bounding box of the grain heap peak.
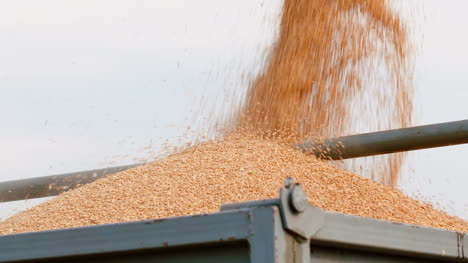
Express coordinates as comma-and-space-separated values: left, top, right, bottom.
0, 137, 466, 235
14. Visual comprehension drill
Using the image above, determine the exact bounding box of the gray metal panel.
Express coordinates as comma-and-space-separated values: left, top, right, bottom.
310, 246, 446, 263
248, 207, 277, 262
463, 233, 467, 260
310, 211, 465, 261
0, 210, 251, 262
247, 206, 305, 263
271, 207, 296, 263
60, 243, 250, 263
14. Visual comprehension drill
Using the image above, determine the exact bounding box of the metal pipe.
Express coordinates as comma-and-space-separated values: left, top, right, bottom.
297, 119, 468, 160
1, 120, 467, 203
0, 164, 141, 203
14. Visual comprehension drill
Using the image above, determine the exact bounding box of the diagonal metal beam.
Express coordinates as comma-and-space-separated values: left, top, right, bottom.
297, 119, 468, 160
0, 164, 141, 203
1, 120, 467, 203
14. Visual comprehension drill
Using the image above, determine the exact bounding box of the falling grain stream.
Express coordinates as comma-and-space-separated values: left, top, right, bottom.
1, 0, 466, 234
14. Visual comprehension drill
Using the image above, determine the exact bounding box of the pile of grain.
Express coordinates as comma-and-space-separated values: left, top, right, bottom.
231, 0, 414, 185
0, 136, 466, 235
1, 0, 459, 236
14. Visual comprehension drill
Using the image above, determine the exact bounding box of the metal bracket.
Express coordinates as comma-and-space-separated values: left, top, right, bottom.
220, 177, 324, 242
278, 177, 324, 242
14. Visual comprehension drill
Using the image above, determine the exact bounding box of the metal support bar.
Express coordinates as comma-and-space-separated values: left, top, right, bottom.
1, 120, 467, 203
297, 119, 468, 160
0, 164, 141, 203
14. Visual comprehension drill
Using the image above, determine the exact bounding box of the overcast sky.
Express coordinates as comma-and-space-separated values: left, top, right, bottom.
0, 0, 466, 220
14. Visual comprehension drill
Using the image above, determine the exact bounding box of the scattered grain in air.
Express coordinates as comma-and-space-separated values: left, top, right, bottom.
1, 0, 465, 235
230, 0, 414, 185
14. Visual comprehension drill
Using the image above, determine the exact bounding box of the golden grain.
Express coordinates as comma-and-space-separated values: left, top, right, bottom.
0, 0, 460, 236
232, 0, 414, 185
0, 136, 466, 235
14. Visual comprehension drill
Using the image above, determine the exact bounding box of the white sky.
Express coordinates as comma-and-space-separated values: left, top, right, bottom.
0, 0, 467, 220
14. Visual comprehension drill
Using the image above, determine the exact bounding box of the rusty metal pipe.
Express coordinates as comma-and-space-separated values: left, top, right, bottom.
297, 119, 468, 160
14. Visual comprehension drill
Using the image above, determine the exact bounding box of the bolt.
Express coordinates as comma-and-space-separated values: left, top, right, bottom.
284, 177, 294, 189
289, 184, 307, 213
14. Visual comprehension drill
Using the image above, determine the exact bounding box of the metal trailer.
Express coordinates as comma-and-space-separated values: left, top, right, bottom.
0, 179, 466, 263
